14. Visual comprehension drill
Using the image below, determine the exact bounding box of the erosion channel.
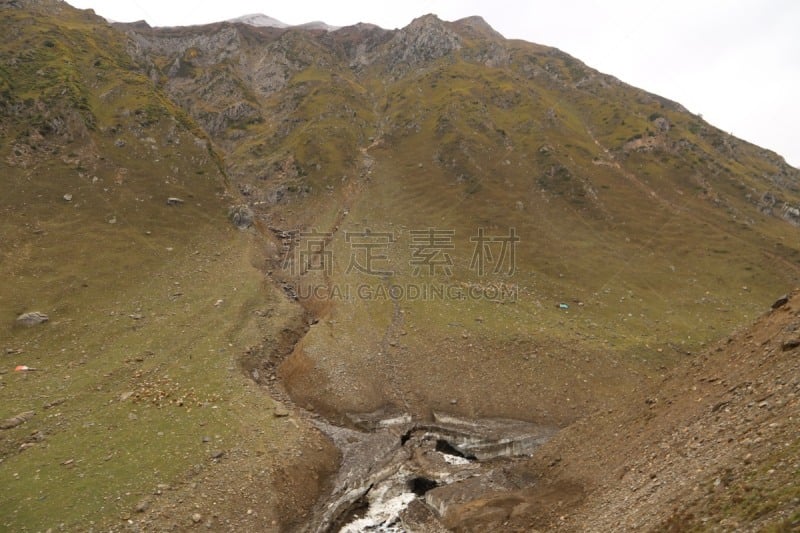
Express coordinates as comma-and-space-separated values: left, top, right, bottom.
245, 303, 557, 532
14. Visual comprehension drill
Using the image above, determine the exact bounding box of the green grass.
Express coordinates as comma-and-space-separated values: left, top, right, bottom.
3, 5, 800, 529
264, 36, 800, 428
0, 228, 290, 531
0, 9, 288, 530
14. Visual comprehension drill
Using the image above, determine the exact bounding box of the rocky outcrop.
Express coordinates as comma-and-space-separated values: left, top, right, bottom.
382, 14, 462, 74
16, 311, 49, 326
0, 410, 35, 430
757, 191, 800, 226
781, 203, 800, 226
453, 16, 504, 40
308, 413, 555, 532
228, 204, 255, 229
199, 101, 262, 134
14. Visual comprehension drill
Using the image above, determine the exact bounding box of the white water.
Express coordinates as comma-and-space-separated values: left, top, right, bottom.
311, 415, 557, 532
339, 484, 416, 533
440, 451, 471, 465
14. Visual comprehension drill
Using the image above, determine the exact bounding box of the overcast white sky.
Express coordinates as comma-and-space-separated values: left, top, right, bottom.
65, 0, 800, 168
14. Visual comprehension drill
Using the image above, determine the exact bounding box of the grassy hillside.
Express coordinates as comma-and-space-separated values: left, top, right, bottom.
125, 0, 800, 459
1, 2, 798, 530
119, 14, 800, 427
0, 4, 334, 531
519, 291, 800, 532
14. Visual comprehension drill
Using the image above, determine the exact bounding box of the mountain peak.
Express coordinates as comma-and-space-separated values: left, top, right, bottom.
409, 13, 441, 23
381, 13, 461, 72
292, 20, 341, 31
453, 15, 504, 39
228, 13, 288, 28
227, 13, 340, 32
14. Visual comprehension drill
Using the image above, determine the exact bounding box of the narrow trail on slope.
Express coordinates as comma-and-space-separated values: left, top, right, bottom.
585, 126, 800, 278
586, 126, 684, 214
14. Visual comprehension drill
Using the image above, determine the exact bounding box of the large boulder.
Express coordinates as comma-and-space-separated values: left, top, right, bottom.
228, 204, 254, 229
16, 311, 49, 326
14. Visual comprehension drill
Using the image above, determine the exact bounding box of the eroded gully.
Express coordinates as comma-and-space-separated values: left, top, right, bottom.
245, 96, 558, 532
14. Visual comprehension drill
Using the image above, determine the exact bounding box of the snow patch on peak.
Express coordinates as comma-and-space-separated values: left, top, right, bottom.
228, 14, 288, 28
228, 13, 340, 32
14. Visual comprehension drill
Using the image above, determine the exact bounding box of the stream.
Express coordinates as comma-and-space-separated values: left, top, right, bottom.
307, 410, 555, 532
256, 128, 557, 529
248, 292, 557, 531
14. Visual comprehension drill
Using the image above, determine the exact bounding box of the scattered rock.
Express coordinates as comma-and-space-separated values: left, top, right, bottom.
191, 513, 203, 523
781, 339, 800, 351
273, 405, 290, 417
119, 391, 134, 401
115, 139, 126, 147
129, 313, 144, 320
135, 498, 150, 513
771, 294, 789, 309
1, 411, 35, 430
210, 450, 225, 459
16, 312, 49, 327
652, 116, 670, 132
202, 436, 211, 443
228, 204, 254, 229
63, 193, 73, 202
43, 398, 66, 409
166, 197, 185, 206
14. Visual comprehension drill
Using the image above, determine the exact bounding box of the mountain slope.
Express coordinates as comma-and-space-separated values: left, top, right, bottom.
0, 2, 335, 531
116, 14, 800, 530
520, 291, 800, 532
1, 1, 799, 531
119, 12, 800, 426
